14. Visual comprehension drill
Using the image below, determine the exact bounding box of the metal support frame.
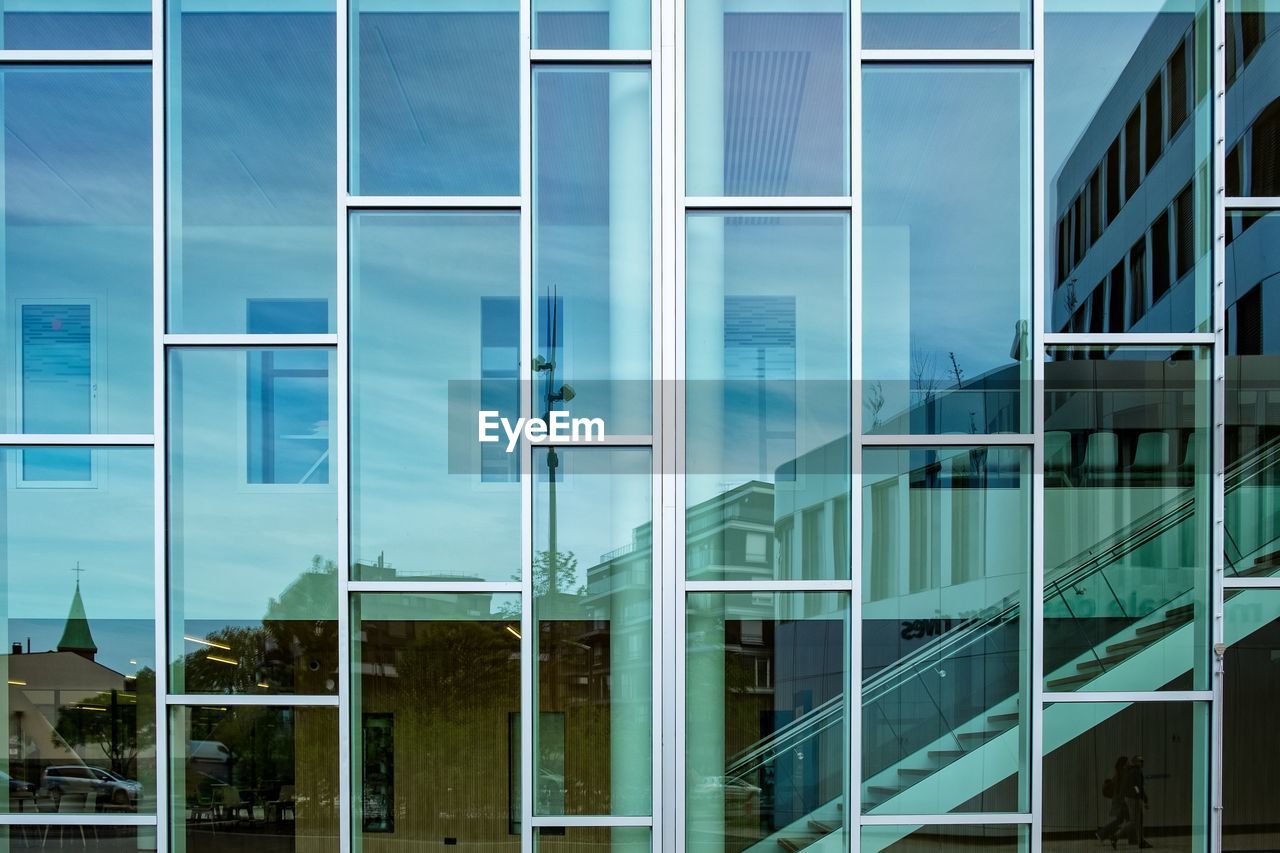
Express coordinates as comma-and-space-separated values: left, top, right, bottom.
0, 0, 1253, 849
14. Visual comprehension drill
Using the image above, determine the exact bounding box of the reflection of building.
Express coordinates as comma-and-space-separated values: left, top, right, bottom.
6, 581, 148, 800
1050, 11, 1203, 334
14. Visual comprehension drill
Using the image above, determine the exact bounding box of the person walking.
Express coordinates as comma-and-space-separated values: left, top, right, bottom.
1096, 755, 1130, 848
1123, 754, 1152, 849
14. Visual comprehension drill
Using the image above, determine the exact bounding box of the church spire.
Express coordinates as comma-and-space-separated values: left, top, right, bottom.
57, 569, 97, 662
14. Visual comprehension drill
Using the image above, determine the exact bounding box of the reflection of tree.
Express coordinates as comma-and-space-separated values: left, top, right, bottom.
181, 556, 337, 694
54, 668, 155, 780
498, 550, 583, 619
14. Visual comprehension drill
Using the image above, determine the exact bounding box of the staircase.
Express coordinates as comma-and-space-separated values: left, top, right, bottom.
723, 437, 1280, 853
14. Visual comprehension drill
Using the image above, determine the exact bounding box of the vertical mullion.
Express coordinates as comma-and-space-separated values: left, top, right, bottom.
1030, 0, 1047, 849
849, 0, 862, 848
672, 0, 688, 846
1211, 0, 1228, 850
335, 0, 352, 847
651, 0, 669, 845
151, 0, 170, 849
519, 0, 534, 849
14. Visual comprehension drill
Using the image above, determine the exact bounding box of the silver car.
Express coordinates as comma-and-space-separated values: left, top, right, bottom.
42, 765, 141, 808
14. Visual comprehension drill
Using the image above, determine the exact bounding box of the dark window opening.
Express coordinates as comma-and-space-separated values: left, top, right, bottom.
1128, 237, 1148, 326
1151, 210, 1171, 302
1174, 182, 1195, 279
1105, 138, 1121, 223
1168, 40, 1188, 139
1145, 77, 1163, 169
1124, 107, 1142, 200
1108, 261, 1126, 333
1088, 168, 1102, 246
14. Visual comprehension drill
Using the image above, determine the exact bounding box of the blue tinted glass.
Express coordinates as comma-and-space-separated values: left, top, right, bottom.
351, 212, 521, 583
168, 348, 338, 695
685, 212, 851, 582
863, 66, 1030, 435
533, 0, 649, 49
534, 66, 651, 435
4, 2, 149, 49
3, 67, 152, 435
1227, 0, 1280, 197
1, 447, 156, 815
352, 2, 519, 196
168, 2, 336, 333
1047, 0, 1212, 334
686, 0, 849, 196
863, 0, 1029, 49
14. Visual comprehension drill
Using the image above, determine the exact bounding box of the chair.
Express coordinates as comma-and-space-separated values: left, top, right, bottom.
1130, 431, 1172, 482
216, 786, 252, 821
1082, 431, 1119, 486
268, 784, 296, 821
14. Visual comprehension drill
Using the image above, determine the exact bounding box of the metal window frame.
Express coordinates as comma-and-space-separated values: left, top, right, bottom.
0, 0, 1250, 848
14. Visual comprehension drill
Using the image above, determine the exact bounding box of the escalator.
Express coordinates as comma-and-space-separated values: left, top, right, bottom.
719, 435, 1280, 852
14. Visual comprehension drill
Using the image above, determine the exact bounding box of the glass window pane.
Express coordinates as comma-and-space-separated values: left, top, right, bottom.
536, 827, 650, 851
861, 447, 1029, 815
3, 67, 152, 435
171, 706, 338, 852
862, 824, 1028, 852
354, 593, 520, 848
1223, 592, 1280, 849
3, 1, 149, 49
1225, 210, 1280, 579
534, 448, 652, 817
1043, 702, 1209, 852
534, 66, 651, 436
686, 592, 848, 852
168, 348, 338, 695
168, 0, 336, 333
1046, 0, 1212, 333
534, 0, 648, 49
685, 0, 848, 196
1226, 0, 1280, 197
1044, 347, 1211, 693
351, 0, 519, 196
1, 447, 154, 815
863, 66, 1030, 435
351, 212, 520, 583
863, 0, 1029, 50
0, 826, 153, 850
686, 212, 850, 582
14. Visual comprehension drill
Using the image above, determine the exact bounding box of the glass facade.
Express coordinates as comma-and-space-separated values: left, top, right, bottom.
1, 2, 1271, 851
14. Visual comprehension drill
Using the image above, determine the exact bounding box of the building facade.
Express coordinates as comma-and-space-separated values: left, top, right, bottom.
0, 0, 1278, 851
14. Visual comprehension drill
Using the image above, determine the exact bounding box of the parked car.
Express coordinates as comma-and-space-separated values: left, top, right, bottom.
41, 765, 141, 808
0, 769, 36, 805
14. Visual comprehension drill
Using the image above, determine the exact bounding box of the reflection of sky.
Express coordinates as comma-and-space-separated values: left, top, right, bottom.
350, 213, 522, 582
1044, 9, 1161, 182
2, 448, 154, 675
862, 67, 1027, 391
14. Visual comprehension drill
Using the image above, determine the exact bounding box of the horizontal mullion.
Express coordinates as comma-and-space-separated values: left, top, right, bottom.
1042, 690, 1213, 704
0, 814, 159, 826
349, 580, 522, 594
684, 195, 853, 210
163, 334, 337, 347
860, 49, 1034, 63
530, 49, 651, 63
1043, 332, 1214, 346
1225, 196, 1280, 210
1223, 576, 1280, 589
539, 434, 653, 447
0, 434, 153, 446
346, 195, 521, 210
860, 433, 1032, 447
165, 694, 338, 706
528, 815, 652, 828
684, 579, 853, 593
859, 813, 1031, 826
0, 49, 151, 64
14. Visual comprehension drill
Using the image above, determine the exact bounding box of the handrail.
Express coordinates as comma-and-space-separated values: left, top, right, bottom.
720, 434, 1280, 784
